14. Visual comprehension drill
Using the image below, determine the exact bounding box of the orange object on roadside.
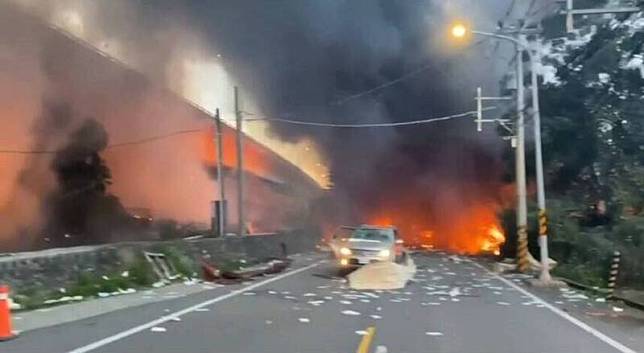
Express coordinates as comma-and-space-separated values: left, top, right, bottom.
0, 284, 16, 341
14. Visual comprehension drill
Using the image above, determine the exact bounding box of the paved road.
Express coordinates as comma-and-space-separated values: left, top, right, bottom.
4, 252, 641, 353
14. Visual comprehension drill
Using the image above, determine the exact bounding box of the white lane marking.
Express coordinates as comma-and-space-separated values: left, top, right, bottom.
425, 331, 444, 336
472, 262, 636, 353
67, 261, 322, 353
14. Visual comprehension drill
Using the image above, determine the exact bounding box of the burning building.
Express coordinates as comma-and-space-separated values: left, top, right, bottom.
0, 2, 322, 251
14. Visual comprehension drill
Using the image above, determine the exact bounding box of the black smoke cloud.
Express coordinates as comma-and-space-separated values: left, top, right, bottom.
44, 113, 132, 247
1, 0, 552, 248
177, 0, 517, 227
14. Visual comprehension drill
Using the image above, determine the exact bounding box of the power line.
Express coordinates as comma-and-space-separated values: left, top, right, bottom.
243, 107, 496, 128
332, 39, 488, 106
0, 128, 206, 155
332, 63, 435, 106
104, 128, 205, 150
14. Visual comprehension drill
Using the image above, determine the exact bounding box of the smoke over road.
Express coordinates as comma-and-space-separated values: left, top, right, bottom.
0, 0, 546, 252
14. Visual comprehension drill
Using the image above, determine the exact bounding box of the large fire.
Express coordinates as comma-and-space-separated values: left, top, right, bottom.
368, 203, 506, 255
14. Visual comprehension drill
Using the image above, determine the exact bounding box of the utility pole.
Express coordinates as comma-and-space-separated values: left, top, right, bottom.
527, 39, 551, 282
561, 0, 640, 33
515, 35, 529, 273
234, 86, 245, 236
214, 108, 226, 237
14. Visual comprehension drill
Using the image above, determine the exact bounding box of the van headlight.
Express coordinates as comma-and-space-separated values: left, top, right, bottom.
339, 247, 352, 256
378, 249, 391, 257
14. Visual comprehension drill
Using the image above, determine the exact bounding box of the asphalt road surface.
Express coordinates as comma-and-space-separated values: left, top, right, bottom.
4, 252, 642, 353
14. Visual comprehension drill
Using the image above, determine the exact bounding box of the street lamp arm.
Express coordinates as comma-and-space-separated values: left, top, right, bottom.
471, 30, 522, 47
471, 30, 535, 67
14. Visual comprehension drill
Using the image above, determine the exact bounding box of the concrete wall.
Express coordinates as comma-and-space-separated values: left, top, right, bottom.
0, 230, 317, 291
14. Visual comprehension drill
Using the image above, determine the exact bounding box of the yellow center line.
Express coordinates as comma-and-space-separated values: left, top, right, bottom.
356, 326, 376, 353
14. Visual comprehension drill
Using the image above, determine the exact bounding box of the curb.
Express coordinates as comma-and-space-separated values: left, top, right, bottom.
558, 277, 610, 295
558, 277, 644, 311
612, 295, 644, 311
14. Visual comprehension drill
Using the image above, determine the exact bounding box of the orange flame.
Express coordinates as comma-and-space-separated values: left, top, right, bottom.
367, 203, 505, 255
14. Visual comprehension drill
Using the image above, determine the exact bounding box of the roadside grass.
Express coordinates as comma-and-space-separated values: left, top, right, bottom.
11, 246, 206, 311
10, 245, 262, 311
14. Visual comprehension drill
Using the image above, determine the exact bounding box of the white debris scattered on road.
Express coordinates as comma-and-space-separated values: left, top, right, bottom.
421, 302, 441, 306
101, 275, 109, 280
120, 288, 137, 294
268, 290, 277, 294
360, 299, 371, 303
243, 292, 256, 296
121, 271, 129, 278
316, 285, 330, 289
376, 306, 382, 311
612, 306, 624, 312
97, 292, 110, 298
170, 317, 181, 322
496, 301, 511, 306
152, 281, 166, 288
298, 318, 310, 323
348, 256, 416, 290
324, 296, 333, 300
370, 314, 382, 319
355, 330, 368, 335
183, 278, 199, 286
303, 293, 317, 297
562, 293, 589, 300
284, 296, 297, 300
8, 298, 22, 310
150, 327, 167, 332
265, 320, 273, 325
341, 310, 361, 316
425, 331, 444, 336
308, 300, 325, 306
595, 297, 606, 302
340, 300, 353, 305
375, 345, 388, 353
448, 287, 461, 297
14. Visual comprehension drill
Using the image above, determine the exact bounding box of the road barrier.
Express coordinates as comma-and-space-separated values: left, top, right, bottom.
0, 285, 16, 341
607, 251, 621, 299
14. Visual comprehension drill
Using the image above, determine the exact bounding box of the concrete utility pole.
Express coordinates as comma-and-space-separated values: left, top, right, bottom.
514, 35, 529, 273
527, 39, 551, 282
561, 0, 640, 33
214, 108, 226, 237
234, 86, 245, 236
467, 27, 553, 277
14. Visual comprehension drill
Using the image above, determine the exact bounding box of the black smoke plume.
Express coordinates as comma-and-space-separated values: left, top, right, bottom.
43, 113, 131, 247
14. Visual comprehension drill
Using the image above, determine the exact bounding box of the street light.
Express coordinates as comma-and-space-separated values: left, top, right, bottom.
449, 22, 552, 283
451, 23, 467, 38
